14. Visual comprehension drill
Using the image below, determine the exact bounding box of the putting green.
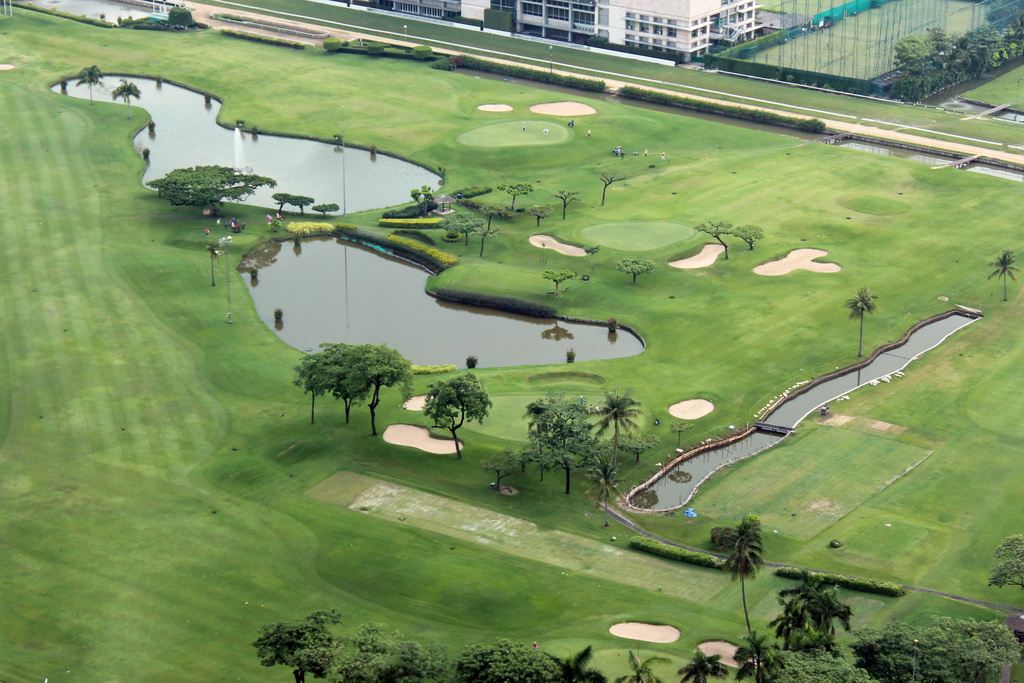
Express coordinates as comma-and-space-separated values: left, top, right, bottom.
456, 121, 571, 147
581, 222, 695, 251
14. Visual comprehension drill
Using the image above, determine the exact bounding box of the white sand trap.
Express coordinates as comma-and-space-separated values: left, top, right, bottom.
753, 248, 841, 276
669, 244, 725, 269
0, 65, 16, 71
609, 622, 680, 643
530, 234, 586, 257
698, 641, 739, 668
668, 399, 714, 420
477, 103, 513, 112
403, 395, 427, 411
383, 424, 460, 455
529, 101, 597, 116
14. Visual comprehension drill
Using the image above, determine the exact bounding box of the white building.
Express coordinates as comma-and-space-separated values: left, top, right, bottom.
459, 0, 760, 61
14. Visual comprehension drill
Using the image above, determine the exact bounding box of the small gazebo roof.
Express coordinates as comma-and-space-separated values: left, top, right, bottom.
435, 195, 457, 204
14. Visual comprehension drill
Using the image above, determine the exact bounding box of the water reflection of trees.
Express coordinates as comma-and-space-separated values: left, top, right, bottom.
630, 488, 660, 509
541, 322, 574, 341
239, 241, 282, 272
667, 469, 692, 484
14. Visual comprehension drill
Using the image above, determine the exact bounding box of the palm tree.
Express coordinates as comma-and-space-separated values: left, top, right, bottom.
614, 653, 670, 683
988, 249, 1020, 302
587, 456, 621, 527
594, 388, 641, 469
845, 287, 879, 357
768, 595, 810, 651
549, 645, 608, 683
723, 514, 764, 635
76, 65, 103, 104
111, 78, 141, 119
734, 630, 781, 683
806, 585, 853, 637
206, 240, 220, 286
677, 649, 727, 683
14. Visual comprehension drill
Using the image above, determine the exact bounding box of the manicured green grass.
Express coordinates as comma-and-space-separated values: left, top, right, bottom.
581, 222, 695, 251
2, 11, 1024, 682
455, 119, 572, 146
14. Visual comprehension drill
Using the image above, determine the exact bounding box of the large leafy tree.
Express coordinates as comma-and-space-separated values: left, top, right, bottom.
845, 287, 879, 357
732, 224, 764, 250
586, 456, 620, 527
75, 64, 103, 104
410, 185, 434, 216
677, 648, 727, 683
722, 514, 765, 634
734, 630, 782, 683
549, 644, 607, 683
616, 258, 655, 284
988, 534, 1024, 589
333, 622, 450, 683
294, 348, 336, 424
319, 343, 370, 424
528, 204, 553, 227
593, 388, 641, 469
252, 609, 343, 683
695, 221, 734, 260
988, 249, 1020, 302
774, 650, 877, 683
525, 392, 595, 494
147, 165, 277, 216
613, 653, 669, 683
440, 212, 484, 246
496, 182, 533, 210
481, 448, 523, 490
542, 269, 576, 296
423, 373, 492, 459
346, 344, 413, 436
454, 638, 561, 683
110, 78, 141, 119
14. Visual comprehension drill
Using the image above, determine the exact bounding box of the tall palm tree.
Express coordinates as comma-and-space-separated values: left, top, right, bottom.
723, 514, 764, 635
677, 649, 727, 683
594, 388, 641, 469
549, 644, 607, 683
988, 249, 1020, 302
206, 240, 220, 286
778, 568, 826, 604
768, 595, 810, 651
806, 585, 853, 637
845, 287, 879, 357
734, 630, 781, 683
111, 78, 141, 119
587, 456, 621, 527
614, 653, 670, 683
75, 65, 103, 104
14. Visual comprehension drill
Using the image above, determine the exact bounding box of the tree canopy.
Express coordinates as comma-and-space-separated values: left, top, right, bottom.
989, 534, 1024, 589
423, 373, 492, 459
454, 638, 561, 683
616, 258, 656, 284
346, 344, 413, 436
252, 609, 343, 683
148, 165, 277, 215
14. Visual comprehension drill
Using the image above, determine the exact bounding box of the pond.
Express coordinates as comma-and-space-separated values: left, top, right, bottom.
24, 0, 156, 20
241, 236, 644, 368
56, 77, 440, 214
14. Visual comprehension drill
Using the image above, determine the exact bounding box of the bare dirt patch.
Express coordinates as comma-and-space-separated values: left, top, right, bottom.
403, 395, 427, 411
609, 622, 680, 643
499, 485, 518, 496
382, 424, 460, 454
477, 103, 513, 112
698, 641, 739, 668
753, 248, 841, 276
529, 101, 597, 116
870, 420, 893, 431
668, 399, 714, 420
821, 414, 854, 427
807, 499, 842, 515
529, 234, 586, 256
669, 244, 725, 269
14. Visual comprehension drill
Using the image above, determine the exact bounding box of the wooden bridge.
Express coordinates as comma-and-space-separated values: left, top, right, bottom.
932, 154, 980, 170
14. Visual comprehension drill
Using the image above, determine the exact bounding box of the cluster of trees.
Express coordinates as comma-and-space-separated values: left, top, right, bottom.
693, 222, 764, 261
891, 16, 1024, 102
273, 192, 339, 216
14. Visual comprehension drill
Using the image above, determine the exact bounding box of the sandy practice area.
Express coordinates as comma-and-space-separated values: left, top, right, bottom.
529, 101, 597, 116
477, 104, 513, 112
403, 395, 427, 411
608, 622, 681, 643
698, 641, 739, 668
529, 235, 586, 256
0, 65, 16, 71
669, 244, 725, 269
753, 248, 841, 276
668, 399, 714, 420
383, 424, 460, 454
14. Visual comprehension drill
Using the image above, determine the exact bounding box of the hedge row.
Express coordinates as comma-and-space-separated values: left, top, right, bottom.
385, 235, 458, 268
629, 537, 726, 570
379, 218, 443, 229
382, 204, 436, 219
327, 224, 456, 271
411, 364, 458, 375
450, 186, 492, 199
15, 2, 114, 26
452, 55, 606, 92
586, 36, 686, 64
393, 229, 437, 246
775, 567, 905, 597
432, 288, 557, 318
323, 40, 425, 61
617, 86, 826, 133
286, 221, 334, 235
220, 29, 306, 49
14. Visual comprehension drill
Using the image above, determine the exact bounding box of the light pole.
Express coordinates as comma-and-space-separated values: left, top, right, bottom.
219, 236, 233, 324
403, 24, 407, 36
340, 106, 348, 216
1015, 78, 1023, 122
911, 638, 918, 682
549, 44, 553, 73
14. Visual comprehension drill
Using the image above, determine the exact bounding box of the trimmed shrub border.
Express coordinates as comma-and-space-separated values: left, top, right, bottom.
629, 536, 726, 570
451, 55, 606, 92
219, 28, 307, 49
14, 1, 115, 26
775, 567, 905, 597
209, 12, 329, 38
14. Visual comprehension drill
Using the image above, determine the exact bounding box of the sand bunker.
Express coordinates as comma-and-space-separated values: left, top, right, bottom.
753, 249, 841, 276
669, 244, 725, 269
0, 65, 16, 71
403, 395, 427, 411
529, 101, 597, 116
477, 104, 513, 112
382, 424, 460, 454
668, 399, 714, 420
698, 641, 739, 668
530, 235, 586, 257
609, 622, 681, 643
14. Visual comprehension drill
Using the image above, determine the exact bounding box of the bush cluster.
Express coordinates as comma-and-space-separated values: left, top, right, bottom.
774, 567, 905, 597
385, 235, 458, 268
286, 221, 334, 235
628, 537, 726, 570
382, 204, 436, 219
379, 218, 443, 229
618, 86, 826, 133
392, 229, 437, 246
432, 289, 557, 318
220, 29, 306, 49
411, 364, 458, 375
450, 55, 606, 92
450, 186, 492, 199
